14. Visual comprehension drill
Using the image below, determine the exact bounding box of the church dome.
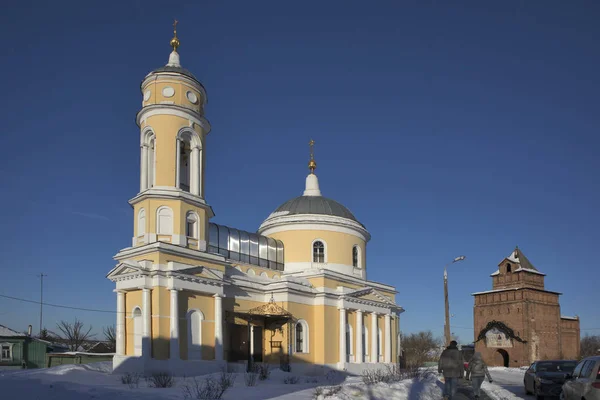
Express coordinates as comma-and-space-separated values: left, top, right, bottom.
268, 195, 360, 224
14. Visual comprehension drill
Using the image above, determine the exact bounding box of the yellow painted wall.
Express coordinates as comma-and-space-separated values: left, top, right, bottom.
142, 79, 204, 115
178, 291, 216, 360
284, 301, 316, 364
152, 287, 170, 360
124, 290, 143, 356
132, 199, 208, 242
157, 253, 226, 273
267, 230, 365, 268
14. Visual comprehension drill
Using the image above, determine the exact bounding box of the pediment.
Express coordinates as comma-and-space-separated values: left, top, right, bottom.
106, 259, 148, 279
346, 287, 396, 306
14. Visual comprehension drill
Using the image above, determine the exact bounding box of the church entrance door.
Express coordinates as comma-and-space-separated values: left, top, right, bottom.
228, 323, 249, 362
252, 326, 263, 363
495, 349, 510, 367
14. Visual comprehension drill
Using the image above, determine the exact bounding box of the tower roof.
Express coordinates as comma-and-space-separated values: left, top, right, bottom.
144, 20, 204, 89
260, 140, 364, 227
505, 246, 539, 272
268, 195, 360, 223
491, 246, 545, 276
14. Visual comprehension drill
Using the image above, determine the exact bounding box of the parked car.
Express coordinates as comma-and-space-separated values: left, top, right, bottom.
524, 360, 578, 399
561, 356, 600, 400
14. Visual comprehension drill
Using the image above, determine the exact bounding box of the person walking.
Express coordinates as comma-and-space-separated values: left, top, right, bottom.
438, 340, 464, 400
466, 352, 493, 399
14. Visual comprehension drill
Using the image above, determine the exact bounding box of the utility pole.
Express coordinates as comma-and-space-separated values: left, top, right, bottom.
38, 273, 47, 335
444, 256, 466, 346
444, 267, 451, 346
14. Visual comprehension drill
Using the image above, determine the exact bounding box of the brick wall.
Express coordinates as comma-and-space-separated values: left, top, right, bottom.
560, 318, 580, 360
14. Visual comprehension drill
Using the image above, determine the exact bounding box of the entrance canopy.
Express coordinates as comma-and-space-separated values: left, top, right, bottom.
231, 296, 294, 326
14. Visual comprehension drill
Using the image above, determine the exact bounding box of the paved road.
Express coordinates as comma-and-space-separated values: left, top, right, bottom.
488, 368, 528, 399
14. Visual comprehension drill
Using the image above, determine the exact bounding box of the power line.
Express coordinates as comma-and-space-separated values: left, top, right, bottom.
0, 293, 119, 314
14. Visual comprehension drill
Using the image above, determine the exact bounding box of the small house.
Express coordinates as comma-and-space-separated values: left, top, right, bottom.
0, 324, 50, 369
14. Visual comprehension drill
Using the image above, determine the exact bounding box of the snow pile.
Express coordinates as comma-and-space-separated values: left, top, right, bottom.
0, 362, 442, 400
319, 372, 442, 400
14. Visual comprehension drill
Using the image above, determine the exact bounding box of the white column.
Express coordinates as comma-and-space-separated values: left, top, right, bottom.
371, 313, 378, 363
140, 145, 148, 191
384, 313, 392, 363
339, 307, 346, 366
116, 291, 125, 355
355, 309, 363, 363
214, 294, 223, 361
191, 147, 200, 195
142, 288, 151, 358
170, 289, 180, 359
197, 148, 204, 198
397, 314, 402, 362
175, 138, 181, 189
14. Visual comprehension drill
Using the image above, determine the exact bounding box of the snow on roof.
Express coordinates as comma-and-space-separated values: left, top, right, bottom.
471, 288, 518, 296
490, 270, 500, 276
0, 324, 27, 337
561, 316, 579, 321
514, 267, 546, 276
507, 251, 520, 263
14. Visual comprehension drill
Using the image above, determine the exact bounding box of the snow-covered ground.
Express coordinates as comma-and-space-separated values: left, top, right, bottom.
485, 367, 528, 400
0, 362, 444, 400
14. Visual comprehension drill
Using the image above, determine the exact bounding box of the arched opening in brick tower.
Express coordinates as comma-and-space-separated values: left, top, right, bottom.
495, 349, 510, 367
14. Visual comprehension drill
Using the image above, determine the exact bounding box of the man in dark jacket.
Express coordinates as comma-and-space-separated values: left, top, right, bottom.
438, 341, 463, 400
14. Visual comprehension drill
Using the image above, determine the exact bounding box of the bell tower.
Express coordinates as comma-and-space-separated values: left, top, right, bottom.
130, 21, 214, 251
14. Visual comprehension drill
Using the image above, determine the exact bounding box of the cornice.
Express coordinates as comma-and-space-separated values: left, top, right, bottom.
113, 242, 229, 265
137, 104, 211, 134
128, 187, 215, 217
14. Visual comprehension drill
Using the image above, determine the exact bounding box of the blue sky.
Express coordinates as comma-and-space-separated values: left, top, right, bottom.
0, 1, 598, 342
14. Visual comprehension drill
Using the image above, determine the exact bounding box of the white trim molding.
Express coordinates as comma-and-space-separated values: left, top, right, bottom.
258, 213, 371, 242
137, 105, 211, 134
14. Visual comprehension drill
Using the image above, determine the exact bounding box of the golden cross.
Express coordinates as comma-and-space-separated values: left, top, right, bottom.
309, 139, 315, 160
173, 19, 178, 36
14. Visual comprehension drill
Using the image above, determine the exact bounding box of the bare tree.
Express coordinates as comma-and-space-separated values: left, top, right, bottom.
401, 330, 442, 368
103, 325, 116, 352
580, 334, 600, 359
56, 319, 95, 351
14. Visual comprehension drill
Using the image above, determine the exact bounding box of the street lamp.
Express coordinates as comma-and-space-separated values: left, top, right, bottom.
444, 255, 466, 346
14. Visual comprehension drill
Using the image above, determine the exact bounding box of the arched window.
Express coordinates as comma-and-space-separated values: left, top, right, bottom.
132, 307, 142, 356
187, 309, 204, 360
140, 128, 156, 191
273, 274, 280, 280
295, 320, 309, 353
352, 246, 361, 268
186, 212, 198, 238
177, 129, 202, 196
137, 209, 146, 236
260, 272, 268, 279
156, 206, 173, 235
313, 240, 325, 263
506, 263, 512, 273
179, 141, 191, 192
296, 323, 303, 353
247, 269, 256, 276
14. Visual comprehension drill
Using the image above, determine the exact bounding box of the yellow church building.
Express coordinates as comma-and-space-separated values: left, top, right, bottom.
107, 25, 404, 375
